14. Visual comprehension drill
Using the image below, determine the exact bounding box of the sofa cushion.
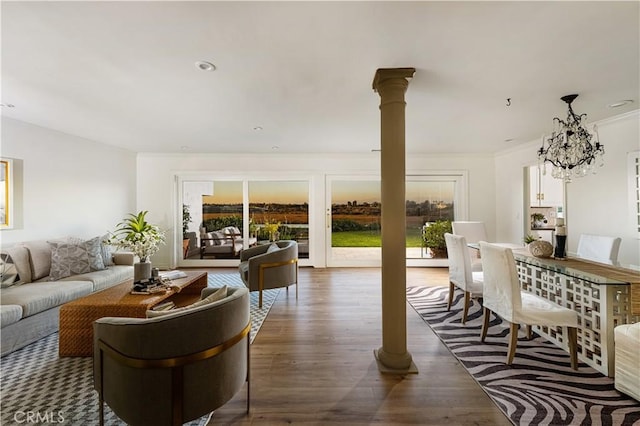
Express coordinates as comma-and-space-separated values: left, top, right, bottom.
0, 246, 32, 284
100, 234, 114, 266
1, 252, 23, 288
62, 265, 133, 292
21, 241, 53, 281
0, 305, 23, 328
0, 280, 93, 318
49, 237, 106, 281
146, 285, 228, 318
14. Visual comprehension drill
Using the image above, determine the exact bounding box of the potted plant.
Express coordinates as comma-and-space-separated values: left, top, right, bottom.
422, 220, 452, 258
523, 234, 537, 245
531, 213, 546, 229
105, 211, 165, 283
182, 204, 192, 258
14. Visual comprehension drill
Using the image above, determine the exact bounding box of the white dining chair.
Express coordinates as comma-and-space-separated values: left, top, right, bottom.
576, 234, 622, 266
479, 241, 579, 369
444, 233, 483, 324
452, 221, 487, 271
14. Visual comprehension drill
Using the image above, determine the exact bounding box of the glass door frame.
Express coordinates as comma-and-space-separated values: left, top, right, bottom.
325, 172, 468, 267
175, 173, 313, 268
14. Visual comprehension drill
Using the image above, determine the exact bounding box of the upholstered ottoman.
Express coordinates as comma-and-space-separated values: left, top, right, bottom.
614, 322, 640, 401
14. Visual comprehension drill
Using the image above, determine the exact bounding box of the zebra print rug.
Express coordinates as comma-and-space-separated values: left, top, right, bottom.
406, 286, 640, 426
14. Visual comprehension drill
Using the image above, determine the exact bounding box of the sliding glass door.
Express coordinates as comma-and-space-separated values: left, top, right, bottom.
327, 177, 381, 266
178, 177, 310, 266
179, 173, 464, 267
249, 180, 309, 259
326, 174, 465, 267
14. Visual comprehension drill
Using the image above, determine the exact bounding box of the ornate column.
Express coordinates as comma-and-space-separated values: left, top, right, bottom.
372, 68, 417, 373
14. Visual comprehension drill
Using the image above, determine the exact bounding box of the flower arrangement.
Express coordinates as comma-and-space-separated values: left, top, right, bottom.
262, 221, 281, 242
105, 211, 165, 262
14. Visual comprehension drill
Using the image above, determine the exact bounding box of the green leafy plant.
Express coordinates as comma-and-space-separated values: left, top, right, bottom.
531, 213, 545, 222
248, 218, 258, 237
422, 220, 452, 257
182, 204, 192, 239
105, 211, 165, 262
524, 234, 537, 244
202, 216, 242, 232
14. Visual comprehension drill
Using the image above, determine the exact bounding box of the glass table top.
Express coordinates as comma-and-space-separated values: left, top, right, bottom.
468, 242, 631, 286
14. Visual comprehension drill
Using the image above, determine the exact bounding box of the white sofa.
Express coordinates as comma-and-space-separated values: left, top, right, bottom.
0, 238, 134, 356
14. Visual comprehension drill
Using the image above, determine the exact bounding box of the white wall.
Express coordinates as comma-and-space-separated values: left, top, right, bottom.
0, 117, 137, 245
495, 110, 640, 269
136, 152, 496, 268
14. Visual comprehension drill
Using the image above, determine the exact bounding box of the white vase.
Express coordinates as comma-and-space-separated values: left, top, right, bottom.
134, 261, 152, 283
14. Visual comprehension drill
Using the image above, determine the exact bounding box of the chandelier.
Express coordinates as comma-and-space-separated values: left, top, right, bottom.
537, 94, 604, 182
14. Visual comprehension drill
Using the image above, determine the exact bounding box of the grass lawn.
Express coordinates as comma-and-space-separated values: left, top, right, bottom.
332, 229, 423, 247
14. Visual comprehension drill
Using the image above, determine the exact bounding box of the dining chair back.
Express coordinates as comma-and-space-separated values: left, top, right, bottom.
444, 233, 483, 324
479, 241, 579, 369
452, 221, 487, 271
576, 234, 622, 265
451, 221, 488, 244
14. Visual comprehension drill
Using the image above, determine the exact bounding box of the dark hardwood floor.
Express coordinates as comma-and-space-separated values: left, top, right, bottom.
207, 267, 510, 425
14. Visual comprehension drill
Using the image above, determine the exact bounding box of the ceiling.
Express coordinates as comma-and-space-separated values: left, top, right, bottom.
1, 1, 638, 155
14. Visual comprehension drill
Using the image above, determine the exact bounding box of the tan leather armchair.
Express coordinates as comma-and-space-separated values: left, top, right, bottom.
238, 240, 298, 308
93, 286, 250, 426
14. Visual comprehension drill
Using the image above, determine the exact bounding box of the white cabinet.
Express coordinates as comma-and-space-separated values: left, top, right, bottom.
529, 166, 563, 207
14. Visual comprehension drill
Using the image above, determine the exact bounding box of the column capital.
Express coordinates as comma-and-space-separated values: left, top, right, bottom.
372, 68, 416, 92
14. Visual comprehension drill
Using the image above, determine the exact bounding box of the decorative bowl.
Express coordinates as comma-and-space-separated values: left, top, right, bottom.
528, 240, 553, 258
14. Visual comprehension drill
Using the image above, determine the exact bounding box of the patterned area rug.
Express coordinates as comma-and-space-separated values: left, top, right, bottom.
406, 286, 640, 426
0, 273, 279, 426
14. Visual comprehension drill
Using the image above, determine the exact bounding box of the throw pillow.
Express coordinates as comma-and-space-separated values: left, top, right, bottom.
212, 231, 226, 245
146, 285, 228, 318
100, 234, 114, 266
49, 237, 106, 281
267, 243, 280, 253
203, 232, 215, 246
85, 236, 107, 271
0, 252, 22, 288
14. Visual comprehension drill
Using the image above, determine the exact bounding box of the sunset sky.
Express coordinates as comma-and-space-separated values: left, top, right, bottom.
196, 179, 454, 205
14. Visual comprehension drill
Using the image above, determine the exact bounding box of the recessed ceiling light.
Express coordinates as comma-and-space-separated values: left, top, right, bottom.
195, 61, 216, 72
504, 138, 515, 142
253, 126, 263, 131
607, 100, 633, 108
0, 103, 15, 108
180, 146, 190, 151
271, 145, 279, 150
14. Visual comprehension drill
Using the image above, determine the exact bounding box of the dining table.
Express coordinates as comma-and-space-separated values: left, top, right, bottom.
469, 243, 640, 377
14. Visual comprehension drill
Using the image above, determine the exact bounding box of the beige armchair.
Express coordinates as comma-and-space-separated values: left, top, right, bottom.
238, 240, 298, 308
93, 286, 250, 426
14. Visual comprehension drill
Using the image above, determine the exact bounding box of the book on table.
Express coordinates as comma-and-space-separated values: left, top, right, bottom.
159, 270, 188, 280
